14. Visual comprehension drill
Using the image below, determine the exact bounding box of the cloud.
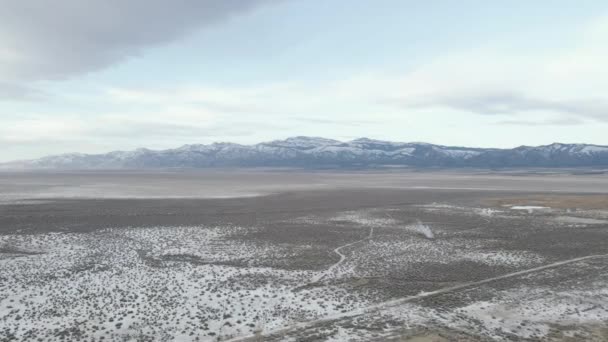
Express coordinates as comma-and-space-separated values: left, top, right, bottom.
498, 117, 586, 126
0, 0, 272, 85
0, 95, 295, 149
0, 82, 46, 101
293, 117, 376, 126
0, 117, 88, 143
3, 9, 608, 160
0, 114, 266, 146
372, 14, 608, 123
105, 81, 374, 119
406, 91, 608, 121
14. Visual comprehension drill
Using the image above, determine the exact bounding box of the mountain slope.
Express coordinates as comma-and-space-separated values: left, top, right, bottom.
5, 137, 608, 169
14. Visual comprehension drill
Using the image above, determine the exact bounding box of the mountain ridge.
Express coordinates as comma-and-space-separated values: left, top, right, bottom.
4, 137, 608, 169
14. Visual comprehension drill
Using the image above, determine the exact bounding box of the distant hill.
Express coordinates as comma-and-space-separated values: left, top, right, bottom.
4, 137, 608, 169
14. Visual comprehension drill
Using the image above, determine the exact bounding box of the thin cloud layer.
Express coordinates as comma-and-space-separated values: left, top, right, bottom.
407, 91, 608, 122
384, 15, 608, 122
498, 117, 585, 127
0, 82, 45, 100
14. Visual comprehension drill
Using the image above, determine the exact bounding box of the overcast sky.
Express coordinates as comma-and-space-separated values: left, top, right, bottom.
1, 0, 608, 161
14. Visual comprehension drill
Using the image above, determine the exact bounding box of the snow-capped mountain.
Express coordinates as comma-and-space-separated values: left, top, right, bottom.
5, 137, 608, 169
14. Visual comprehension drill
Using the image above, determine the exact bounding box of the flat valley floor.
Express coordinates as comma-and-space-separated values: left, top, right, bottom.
1, 170, 608, 341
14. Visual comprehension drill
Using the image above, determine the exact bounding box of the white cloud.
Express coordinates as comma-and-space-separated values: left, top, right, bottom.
0, 117, 88, 143
376, 14, 608, 122
0, 105, 217, 144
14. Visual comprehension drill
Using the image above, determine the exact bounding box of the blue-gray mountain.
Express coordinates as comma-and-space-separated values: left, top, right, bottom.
7, 137, 608, 169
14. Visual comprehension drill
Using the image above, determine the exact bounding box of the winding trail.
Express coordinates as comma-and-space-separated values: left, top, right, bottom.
311, 226, 374, 283
226, 253, 608, 342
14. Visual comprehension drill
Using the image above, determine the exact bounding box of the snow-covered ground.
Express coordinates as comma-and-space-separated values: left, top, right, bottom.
257, 256, 608, 341
2, 195, 606, 341
0, 226, 373, 341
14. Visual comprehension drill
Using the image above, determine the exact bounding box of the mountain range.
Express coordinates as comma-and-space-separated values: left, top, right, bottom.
5, 137, 608, 169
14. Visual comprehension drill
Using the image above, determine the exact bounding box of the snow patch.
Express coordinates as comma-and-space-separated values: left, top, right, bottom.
405, 220, 434, 239
554, 216, 608, 225
510, 205, 551, 213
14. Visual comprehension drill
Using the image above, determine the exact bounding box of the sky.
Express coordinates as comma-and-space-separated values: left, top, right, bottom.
1, 0, 608, 161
